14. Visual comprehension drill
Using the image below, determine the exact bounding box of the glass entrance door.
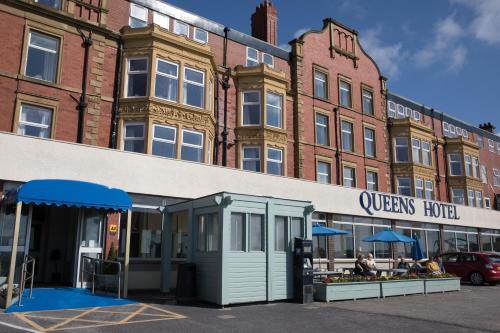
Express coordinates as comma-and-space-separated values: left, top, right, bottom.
74, 209, 104, 287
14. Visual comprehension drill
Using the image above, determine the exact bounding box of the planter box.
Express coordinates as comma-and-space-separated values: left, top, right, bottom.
314, 281, 380, 302
381, 280, 425, 298
424, 278, 461, 293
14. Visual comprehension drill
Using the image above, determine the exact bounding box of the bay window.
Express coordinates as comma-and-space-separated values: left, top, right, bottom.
18, 104, 53, 138
472, 157, 479, 178
464, 155, 472, 177
452, 188, 465, 205
183, 67, 204, 108
412, 138, 421, 164
152, 124, 176, 158
425, 180, 434, 200
422, 141, 432, 166
397, 177, 411, 196
267, 147, 283, 176
266, 92, 282, 128
475, 191, 483, 208
181, 129, 203, 162
155, 59, 178, 101
242, 91, 261, 125
394, 137, 409, 162
467, 189, 475, 207
25, 31, 59, 83
127, 58, 148, 97
449, 154, 462, 176
123, 123, 145, 153
415, 178, 424, 199
242, 146, 261, 172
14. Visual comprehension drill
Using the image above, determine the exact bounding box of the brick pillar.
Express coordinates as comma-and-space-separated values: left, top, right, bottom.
291, 40, 305, 178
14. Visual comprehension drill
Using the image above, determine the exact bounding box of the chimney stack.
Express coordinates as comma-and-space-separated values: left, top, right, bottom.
251, 1, 278, 45
479, 122, 496, 134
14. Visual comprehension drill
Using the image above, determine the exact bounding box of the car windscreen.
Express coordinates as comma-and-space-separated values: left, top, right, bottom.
487, 255, 500, 263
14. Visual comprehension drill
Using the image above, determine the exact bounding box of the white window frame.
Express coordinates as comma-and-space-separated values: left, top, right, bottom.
315, 113, 329, 146
25, 31, 60, 83
451, 188, 465, 205
316, 161, 331, 184
467, 189, 475, 207
342, 166, 356, 188
397, 104, 406, 118
415, 178, 424, 199
123, 122, 145, 152
152, 124, 177, 158
476, 135, 483, 149
448, 153, 462, 176
472, 157, 479, 178
262, 53, 274, 68
362, 89, 373, 115
183, 67, 205, 108
246, 47, 259, 67
314, 70, 328, 99
181, 129, 204, 161
425, 180, 434, 200
488, 139, 495, 152
443, 122, 449, 137
366, 171, 378, 191
242, 90, 261, 126
364, 127, 375, 158
18, 104, 53, 138
173, 20, 189, 37
153, 12, 169, 30
456, 127, 462, 136
267, 147, 283, 176
475, 191, 483, 208
464, 155, 472, 177
265, 91, 283, 129
394, 137, 409, 162
497, 142, 500, 155
155, 58, 178, 102
129, 3, 148, 28
413, 110, 421, 121
341, 120, 353, 152
339, 80, 352, 108
422, 140, 431, 166
242, 145, 261, 172
387, 101, 396, 118
485, 197, 491, 209
449, 124, 456, 137
462, 129, 468, 139
412, 138, 421, 164
405, 107, 412, 118
481, 165, 488, 184
397, 177, 411, 196
193, 27, 208, 44
126, 57, 149, 98
493, 168, 500, 187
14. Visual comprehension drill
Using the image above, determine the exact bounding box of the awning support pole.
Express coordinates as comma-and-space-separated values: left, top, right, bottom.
5, 202, 23, 308
123, 209, 131, 298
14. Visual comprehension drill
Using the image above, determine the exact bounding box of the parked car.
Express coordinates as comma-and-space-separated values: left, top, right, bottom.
438, 252, 500, 285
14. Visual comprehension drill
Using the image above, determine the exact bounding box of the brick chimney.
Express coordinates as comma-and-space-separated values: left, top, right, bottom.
479, 122, 496, 133
251, 1, 278, 45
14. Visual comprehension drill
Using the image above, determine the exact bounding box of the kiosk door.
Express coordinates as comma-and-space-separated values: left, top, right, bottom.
74, 210, 104, 287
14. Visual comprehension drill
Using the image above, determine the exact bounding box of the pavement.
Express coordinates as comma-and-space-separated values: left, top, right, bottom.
0, 284, 499, 333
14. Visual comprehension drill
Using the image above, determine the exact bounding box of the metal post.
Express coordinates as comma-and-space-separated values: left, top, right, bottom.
5, 202, 23, 308
117, 262, 121, 299
29, 260, 35, 299
92, 261, 95, 294
81, 256, 84, 289
18, 261, 25, 306
123, 209, 132, 298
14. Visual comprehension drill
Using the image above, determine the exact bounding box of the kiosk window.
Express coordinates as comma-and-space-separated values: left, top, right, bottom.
249, 214, 264, 251
230, 213, 245, 251
290, 217, 303, 249
275, 216, 286, 251
197, 213, 218, 252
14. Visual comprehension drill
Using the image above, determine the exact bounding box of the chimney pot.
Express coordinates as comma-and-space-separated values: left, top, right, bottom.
479, 122, 496, 133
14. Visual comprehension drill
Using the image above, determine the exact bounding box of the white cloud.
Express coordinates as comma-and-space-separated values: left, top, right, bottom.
414, 15, 467, 72
360, 26, 404, 78
451, 0, 500, 45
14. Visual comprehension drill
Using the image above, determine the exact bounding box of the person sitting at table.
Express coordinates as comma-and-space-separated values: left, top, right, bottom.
396, 256, 409, 269
366, 253, 377, 271
353, 254, 376, 277
426, 257, 443, 275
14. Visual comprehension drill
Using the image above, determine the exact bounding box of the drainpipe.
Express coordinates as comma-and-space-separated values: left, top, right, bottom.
110, 39, 123, 149
333, 107, 341, 185
442, 121, 451, 201
77, 29, 93, 144
387, 119, 395, 194
430, 108, 441, 201
214, 73, 220, 164
221, 27, 230, 167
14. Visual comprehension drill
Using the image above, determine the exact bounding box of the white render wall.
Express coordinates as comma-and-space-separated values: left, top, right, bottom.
1, 132, 500, 230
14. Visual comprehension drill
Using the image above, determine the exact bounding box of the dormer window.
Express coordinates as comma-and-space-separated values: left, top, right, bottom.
129, 3, 148, 28
262, 53, 274, 68
174, 20, 189, 37
246, 47, 259, 67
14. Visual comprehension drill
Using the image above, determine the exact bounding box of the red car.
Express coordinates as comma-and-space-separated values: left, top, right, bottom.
438, 252, 500, 286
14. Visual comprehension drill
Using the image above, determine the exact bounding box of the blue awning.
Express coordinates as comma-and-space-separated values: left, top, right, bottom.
9, 179, 132, 212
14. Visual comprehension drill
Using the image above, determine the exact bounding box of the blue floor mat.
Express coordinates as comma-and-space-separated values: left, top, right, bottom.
6, 288, 136, 313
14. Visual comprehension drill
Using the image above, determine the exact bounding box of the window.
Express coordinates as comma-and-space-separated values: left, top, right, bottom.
464, 155, 472, 177
119, 212, 162, 258
394, 137, 409, 162
242, 146, 261, 172
25, 31, 59, 83
230, 213, 245, 251
467, 189, 475, 207
397, 104, 406, 118
452, 188, 465, 205
397, 177, 411, 196
481, 165, 488, 183
339, 80, 352, 108
343, 166, 356, 188
463, 129, 469, 139
242, 91, 261, 125
425, 180, 434, 200
412, 138, 421, 164
443, 122, 450, 137
362, 89, 373, 115
448, 154, 462, 176
476, 135, 483, 149
183, 67, 204, 108
266, 92, 282, 128
485, 198, 491, 209
123, 123, 145, 153
18, 104, 53, 138
367, 171, 378, 191
275, 216, 286, 251
388, 101, 396, 118
246, 47, 259, 67
475, 191, 483, 208
127, 58, 148, 97
317, 161, 331, 184
405, 107, 412, 118
193, 28, 208, 44
364, 127, 375, 158
173, 20, 189, 37
181, 129, 203, 162
422, 141, 432, 166
290, 217, 304, 248
413, 110, 421, 121
152, 124, 176, 158
315, 113, 329, 145
341, 120, 353, 152
494, 169, 500, 186
249, 214, 264, 251
456, 127, 462, 136
34, 0, 61, 9
153, 12, 169, 30
314, 70, 328, 99
129, 3, 147, 28
488, 139, 495, 152
262, 53, 274, 68
155, 59, 178, 101
267, 147, 283, 176
472, 157, 479, 178
415, 178, 424, 199
197, 214, 218, 252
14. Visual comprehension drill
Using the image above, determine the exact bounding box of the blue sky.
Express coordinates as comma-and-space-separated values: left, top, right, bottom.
163, 0, 500, 129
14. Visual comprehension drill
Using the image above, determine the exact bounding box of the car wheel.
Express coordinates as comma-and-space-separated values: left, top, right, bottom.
470, 272, 484, 286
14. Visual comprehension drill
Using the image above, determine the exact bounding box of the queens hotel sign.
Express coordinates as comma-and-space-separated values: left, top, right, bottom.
360, 191, 460, 220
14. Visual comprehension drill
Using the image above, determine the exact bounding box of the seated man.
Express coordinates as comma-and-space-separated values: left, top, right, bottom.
353, 254, 376, 277
426, 257, 443, 275
396, 256, 409, 269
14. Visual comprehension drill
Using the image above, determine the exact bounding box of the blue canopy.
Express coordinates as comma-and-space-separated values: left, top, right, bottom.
411, 234, 425, 260
11, 179, 132, 212
312, 224, 350, 236
362, 229, 416, 243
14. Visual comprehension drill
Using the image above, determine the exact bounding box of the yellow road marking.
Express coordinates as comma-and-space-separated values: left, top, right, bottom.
25, 315, 111, 325
48, 307, 99, 330
143, 304, 187, 318
14, 313, 46, 332
119, 304, 146, 323
49, 317, 184, 332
